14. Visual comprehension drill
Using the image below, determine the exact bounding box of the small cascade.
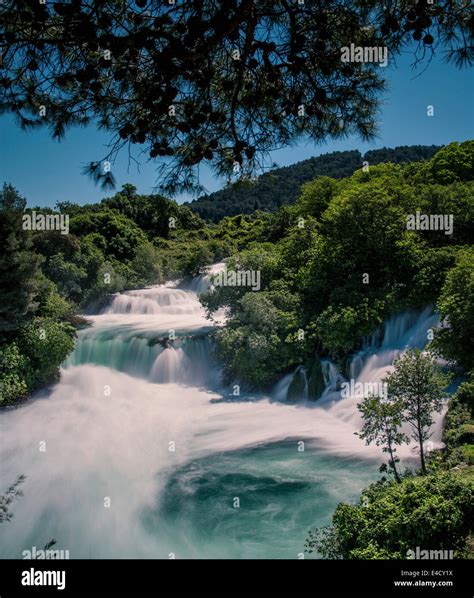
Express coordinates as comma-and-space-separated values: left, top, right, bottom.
321, 360, 343, 389
106, 287, 200, 315
149, 337, 218, 386
324, 308, 444, 446
179, 262, 226, 295
346, 307, 439, 388
65, 330, 161, 377
348, 354, 365, 381
284, 366, 310, 401
273, 308, 440, 411
303, 369, 309, 398
66, 331, 217, 387
150, 346, 189, 383
272, 372, 294, 402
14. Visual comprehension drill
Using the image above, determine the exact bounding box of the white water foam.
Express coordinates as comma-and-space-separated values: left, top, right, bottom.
0, 266, 443, 558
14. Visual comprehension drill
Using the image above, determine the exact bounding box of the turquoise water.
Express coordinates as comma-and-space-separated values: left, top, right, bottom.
144, 443, 377, 559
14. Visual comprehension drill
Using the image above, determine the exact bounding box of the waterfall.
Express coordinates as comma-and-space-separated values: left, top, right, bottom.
276, 308, 441, 422
65, 331, 217, 386
321, 360, 344, 390
346, 306, 439, 397
150, 346, 188, 383
0, 267, 443, 559
179, 261, 227, 295
320, 308, 444, 448
106, 288, 202, 315
272, 372, 294, 402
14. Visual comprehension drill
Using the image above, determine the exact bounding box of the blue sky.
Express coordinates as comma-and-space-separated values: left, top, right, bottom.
1, 49, 473, 208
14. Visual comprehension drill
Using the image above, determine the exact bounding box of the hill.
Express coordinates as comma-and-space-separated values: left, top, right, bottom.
186, 145, 442, 222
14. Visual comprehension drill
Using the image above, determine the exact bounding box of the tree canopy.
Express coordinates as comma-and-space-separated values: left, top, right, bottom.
201, 142, 474, 387
1, 0, 472, 193
305, 472, 474, 559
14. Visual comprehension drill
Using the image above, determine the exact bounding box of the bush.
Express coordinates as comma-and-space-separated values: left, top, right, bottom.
305, 473, 474, 559
35, 274, 74, 319
18, 317, 75, 390
0, 343, 29, 405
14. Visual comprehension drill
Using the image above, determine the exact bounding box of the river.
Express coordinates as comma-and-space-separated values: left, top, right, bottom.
0, 264, 440, 558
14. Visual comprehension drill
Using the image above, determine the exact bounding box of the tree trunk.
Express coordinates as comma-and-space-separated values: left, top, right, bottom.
388, 443, 401, 482
390, 456, 401, 482
387, 429, 401, 483
418, 424, 426, 474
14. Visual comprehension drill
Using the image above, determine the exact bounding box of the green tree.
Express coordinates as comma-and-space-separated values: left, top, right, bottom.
432, 249, 474, 371
0, 184, 41, 333
312, 300, 385, 356
385, 350, 451, 474
86, 260, 125, 305
45, 253, 87, 303
443, 393, 473, 460
213, 289, 299, 386
357, 395, 408, 482
18, 318, 75, 390
102, 185, 204, 239
183, 245, 214, 278
130, 242, 162, 286
0, 343, 29, 405
295, 176, 340, 221
428, 140, 474, 184
452, 373, 474, 418
69, 211, 147, 262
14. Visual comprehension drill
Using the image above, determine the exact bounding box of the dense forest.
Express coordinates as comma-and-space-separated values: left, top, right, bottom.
186, 145, 442, 222
201, 141, 473, 387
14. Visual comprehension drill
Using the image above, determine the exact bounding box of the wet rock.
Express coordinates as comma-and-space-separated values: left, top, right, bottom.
287, 368, 307, 401
307, 356, 326, 401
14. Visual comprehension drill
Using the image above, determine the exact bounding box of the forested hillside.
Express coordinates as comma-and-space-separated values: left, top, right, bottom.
201, 141, 474, 388
186, 145, 442, 222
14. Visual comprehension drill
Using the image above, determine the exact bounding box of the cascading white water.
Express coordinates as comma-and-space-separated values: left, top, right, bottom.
64, 268, 221, 385
106, 287, 202, 316
317, 307, 445, 457
179, 261, 227, 295
319, 360, 345, 399
0, 268, 441, 559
